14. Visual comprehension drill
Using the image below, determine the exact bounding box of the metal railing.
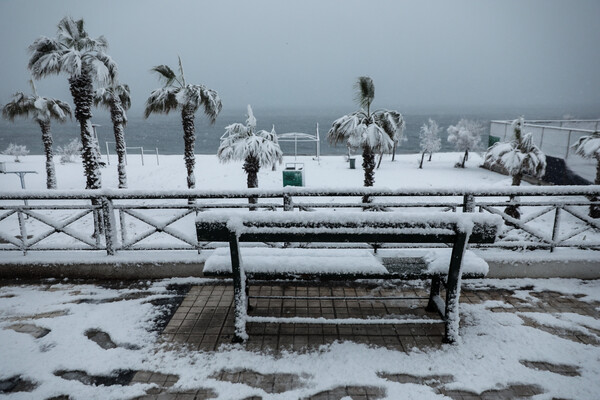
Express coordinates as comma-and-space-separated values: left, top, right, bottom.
0, 186, 599, 255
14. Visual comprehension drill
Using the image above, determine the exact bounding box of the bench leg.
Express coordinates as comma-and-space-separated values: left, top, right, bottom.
426, 276, 441, 313
443, 231, 469, 344
229, 232, 248, 343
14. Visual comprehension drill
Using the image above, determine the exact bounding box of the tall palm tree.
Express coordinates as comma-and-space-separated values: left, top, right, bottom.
572, 132, 600, 218
2, 80, 71, 189
94, 83, 130, 188
328, 76, 404, 203
218, 105, 282, 207
485, 117, 546, 219
144, 57, 222, 189
28, 16, 117, 189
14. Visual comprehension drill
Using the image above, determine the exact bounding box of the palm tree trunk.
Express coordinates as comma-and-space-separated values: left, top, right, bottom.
69, 69, 101, 190
505, 173, 522, 220
181, 106, 196, 190
38, 121, 57, 189
244, 154, 260, 210
362, 146, 375, 203
110, 102, 127, 189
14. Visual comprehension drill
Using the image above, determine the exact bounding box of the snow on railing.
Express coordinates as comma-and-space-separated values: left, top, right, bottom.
0, 186, 599, 255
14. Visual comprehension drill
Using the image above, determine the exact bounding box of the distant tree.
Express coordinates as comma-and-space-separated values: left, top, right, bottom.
418, 119, 441, 168
2, 80, 71, 188
94, 83, 130, 188
28, 16, 117, 190
56, 139, 82, 163
447, 119, 484, 168
572, 131, 600, 218
485, 117, 546, 219
217, 105, 282, 207
328, 76, 404, 203
145, 57, 222, 190
2, 144, 30, 163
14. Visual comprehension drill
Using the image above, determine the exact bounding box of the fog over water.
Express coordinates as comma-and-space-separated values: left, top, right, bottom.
0, 0, 599, 154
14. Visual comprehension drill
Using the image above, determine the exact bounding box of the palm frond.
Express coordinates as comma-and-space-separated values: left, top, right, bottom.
151, 65, 177, 87
178, 56, 186, 86
2, 92, 35, 121
573, 133, 600, 159
373, 109, 405, 141
28, 37, 64, 78
199, 87, 222, 124
354, 76, 375, 111
91, 52, 118, 83
327, 113, 361, 146
144, 86, 179, 117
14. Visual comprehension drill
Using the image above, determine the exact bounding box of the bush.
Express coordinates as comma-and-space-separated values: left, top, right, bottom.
2, 143, 29, 162
56, 139, 82, 163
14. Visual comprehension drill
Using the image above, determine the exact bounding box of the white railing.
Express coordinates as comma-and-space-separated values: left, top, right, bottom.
0, 186, 599, 255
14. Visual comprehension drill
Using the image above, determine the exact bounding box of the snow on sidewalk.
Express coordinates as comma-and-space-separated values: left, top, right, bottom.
0, 277, 599, 399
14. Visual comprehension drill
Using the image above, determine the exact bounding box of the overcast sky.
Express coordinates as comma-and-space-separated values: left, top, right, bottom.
0, 0, 599, 115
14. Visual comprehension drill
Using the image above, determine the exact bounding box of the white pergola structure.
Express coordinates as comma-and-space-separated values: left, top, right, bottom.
277, 123, 321, 161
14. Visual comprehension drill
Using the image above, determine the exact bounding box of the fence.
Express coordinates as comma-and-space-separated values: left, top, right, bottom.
1, 187, 599, 256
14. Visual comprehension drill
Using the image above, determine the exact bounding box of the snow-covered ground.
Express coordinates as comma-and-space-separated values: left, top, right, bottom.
0, 152, 506, 192
0, 278, 599, 399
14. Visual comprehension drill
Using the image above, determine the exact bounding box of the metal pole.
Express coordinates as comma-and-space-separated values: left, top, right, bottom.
125, 148, 128, 165
18, 172, 29, 206
155, 148, 159, 165
140, 147, 145, 166
105, 142, 111, 165
565, 130, 572, 159
539, 127, 545, 151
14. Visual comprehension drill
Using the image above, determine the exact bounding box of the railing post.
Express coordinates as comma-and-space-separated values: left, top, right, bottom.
565, 130, 572, 159
550, 206, 562, 253
17, 208, 28, 255
462, 194, 475, 213
101, 196, 117, 255
119, 209, 128, 245
283, 194, 293, 211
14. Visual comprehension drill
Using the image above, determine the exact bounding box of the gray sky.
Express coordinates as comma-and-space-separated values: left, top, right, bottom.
1, 0, 599, 114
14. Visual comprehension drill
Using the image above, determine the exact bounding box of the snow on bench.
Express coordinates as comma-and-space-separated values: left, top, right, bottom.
203, 247, 489, 277
196, 210, 502, 344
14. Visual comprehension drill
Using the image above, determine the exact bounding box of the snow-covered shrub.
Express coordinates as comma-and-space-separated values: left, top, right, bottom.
572, 131, 600, 217
447, 119, 484, 168
485, 117, 546, 219
419, 119, 441, 168
56, 139, 82, 163
2, 143, 29, 162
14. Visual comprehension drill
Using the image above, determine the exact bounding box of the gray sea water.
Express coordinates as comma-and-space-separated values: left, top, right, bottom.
0, 106, 590, 156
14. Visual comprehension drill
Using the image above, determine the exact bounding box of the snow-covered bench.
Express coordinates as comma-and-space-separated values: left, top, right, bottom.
196, 211, 502, 344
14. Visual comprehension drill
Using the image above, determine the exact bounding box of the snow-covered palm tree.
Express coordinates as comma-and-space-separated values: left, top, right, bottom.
328, 77, 404, 202
145, 57, 222, 189
2, 80, 71, 189
572, 132, 600, 218
447, 119, 483, 168
419, 118, 441, 168
94, 83, 130, 188
28, 16, 117, 189
485, 117, 546, 219
218, 105, 282, 206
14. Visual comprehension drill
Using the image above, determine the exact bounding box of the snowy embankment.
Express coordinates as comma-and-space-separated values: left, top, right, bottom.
0, 152, 502, 192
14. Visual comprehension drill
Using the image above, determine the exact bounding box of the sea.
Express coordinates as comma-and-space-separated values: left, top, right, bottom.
0, 106, 595, 157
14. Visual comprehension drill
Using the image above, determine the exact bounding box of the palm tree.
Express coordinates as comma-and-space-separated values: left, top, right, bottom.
572, 132, 600, 218
94, 83, 130, 188
485, 117, 546, 219
328, 76, 404, 203
217, 105, 282, 207
2, 80, 71, 189
28, 16, 117, 190
144, 57, 222, 189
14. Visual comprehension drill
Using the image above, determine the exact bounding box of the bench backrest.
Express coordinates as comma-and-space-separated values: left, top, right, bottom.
196, 211, 501, 244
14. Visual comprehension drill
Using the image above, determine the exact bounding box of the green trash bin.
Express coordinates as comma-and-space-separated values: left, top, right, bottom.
283, 163, 305, 187
488, 135, 501, 147
349, 158, 356, 169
